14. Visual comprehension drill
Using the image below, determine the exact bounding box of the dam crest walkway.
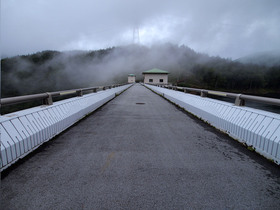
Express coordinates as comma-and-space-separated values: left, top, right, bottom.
2, 84, 280, 209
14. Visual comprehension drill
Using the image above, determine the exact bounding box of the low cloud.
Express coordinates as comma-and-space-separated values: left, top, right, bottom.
1, 0, 280, 59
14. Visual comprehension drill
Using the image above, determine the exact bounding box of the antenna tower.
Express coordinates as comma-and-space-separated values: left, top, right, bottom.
133, 26, 140, 44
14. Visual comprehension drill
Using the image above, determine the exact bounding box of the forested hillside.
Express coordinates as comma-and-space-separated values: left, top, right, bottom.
2, 44, 280, 98
236, 51, 280, 67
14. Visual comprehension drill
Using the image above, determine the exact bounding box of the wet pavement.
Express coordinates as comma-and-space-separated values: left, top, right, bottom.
1, 83, 280, 209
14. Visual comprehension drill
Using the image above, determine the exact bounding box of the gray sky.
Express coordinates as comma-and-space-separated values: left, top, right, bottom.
1, 0, 280, 59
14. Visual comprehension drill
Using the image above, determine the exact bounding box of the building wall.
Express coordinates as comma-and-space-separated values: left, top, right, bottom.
143, 74, 168, 84
128, 76, 136, 83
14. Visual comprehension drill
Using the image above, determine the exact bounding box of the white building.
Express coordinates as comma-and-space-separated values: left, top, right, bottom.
128, 74, 136, 83
142, 68, 169, 85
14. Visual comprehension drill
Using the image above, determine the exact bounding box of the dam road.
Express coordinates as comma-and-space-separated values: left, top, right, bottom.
1, 84, 280, 209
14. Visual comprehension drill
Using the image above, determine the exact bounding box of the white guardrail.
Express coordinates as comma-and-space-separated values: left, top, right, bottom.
145, 84, 280, 164
0, 84, 132, 171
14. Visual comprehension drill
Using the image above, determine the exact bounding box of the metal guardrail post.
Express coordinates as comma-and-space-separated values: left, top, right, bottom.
235, 94, 245, 106
76, 89, 83, 97
200, 90, 207, 97
43, 92, 53, 105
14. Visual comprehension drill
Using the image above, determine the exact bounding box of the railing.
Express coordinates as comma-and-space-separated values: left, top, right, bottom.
1, 84, 126, 107
154, 84, 280, 107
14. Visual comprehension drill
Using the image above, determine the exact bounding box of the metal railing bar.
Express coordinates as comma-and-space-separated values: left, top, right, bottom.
153, 84, 280, 107
240, 94, 280, 106
1, 83, 127, 107
1, 93, 48, 106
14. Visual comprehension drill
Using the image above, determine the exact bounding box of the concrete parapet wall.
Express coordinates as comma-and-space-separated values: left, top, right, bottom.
0, 84, 132, 171
145, 84, 280, 164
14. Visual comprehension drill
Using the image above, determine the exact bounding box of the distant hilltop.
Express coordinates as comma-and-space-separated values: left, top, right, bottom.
236, 50, 280, 67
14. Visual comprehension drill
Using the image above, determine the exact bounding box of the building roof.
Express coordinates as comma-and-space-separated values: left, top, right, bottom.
128, 74, 136, 77
142, 68, 169, 74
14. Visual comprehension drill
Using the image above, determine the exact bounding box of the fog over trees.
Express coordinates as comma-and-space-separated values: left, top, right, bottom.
2, 44, 280, 98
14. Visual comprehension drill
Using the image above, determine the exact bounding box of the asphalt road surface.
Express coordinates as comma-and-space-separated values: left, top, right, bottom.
2, 84, 280, 209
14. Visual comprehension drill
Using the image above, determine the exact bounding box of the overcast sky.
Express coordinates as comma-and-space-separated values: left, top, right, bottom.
1, 0, 280, 59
